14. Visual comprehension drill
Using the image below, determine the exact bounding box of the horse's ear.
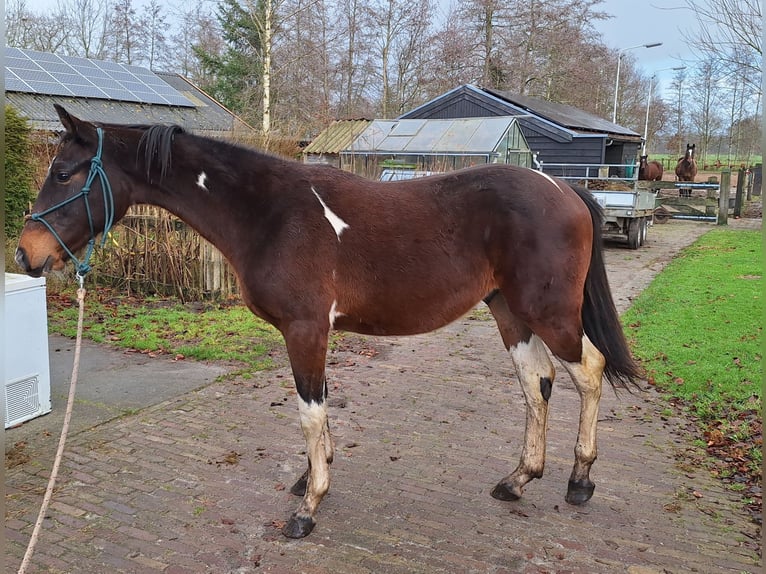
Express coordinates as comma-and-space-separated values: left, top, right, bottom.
54, 104, 78, 134
54, 104, 97, 142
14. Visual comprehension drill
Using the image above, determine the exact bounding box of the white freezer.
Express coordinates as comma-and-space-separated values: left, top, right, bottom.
4, 273, 52, 428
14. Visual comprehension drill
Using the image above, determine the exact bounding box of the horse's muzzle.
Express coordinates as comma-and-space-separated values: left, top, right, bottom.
14, 246, 53, 277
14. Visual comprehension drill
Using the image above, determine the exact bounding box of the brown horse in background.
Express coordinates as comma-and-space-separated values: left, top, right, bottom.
638, 155, 663, 181
675, 143, 697, 182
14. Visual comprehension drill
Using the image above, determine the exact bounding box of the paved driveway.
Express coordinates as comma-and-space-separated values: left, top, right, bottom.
6, 219, 762, 573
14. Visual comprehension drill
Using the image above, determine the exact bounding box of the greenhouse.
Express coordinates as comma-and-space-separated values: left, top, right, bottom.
341, 117, 531, 180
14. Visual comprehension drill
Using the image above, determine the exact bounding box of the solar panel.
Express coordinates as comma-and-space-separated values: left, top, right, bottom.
5, 47, 194, 107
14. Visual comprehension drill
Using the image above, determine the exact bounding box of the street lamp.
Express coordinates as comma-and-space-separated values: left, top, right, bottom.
612, 42, 663, 123
643, 66, 686, 154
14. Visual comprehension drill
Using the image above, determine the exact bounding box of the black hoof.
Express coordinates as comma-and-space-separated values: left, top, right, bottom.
565, 479, 595, 505
490, 482, 521, 501
282, 514, 316, 538
290, 470, 308, 496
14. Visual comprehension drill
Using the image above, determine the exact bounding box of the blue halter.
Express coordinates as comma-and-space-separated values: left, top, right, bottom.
30, 127, 115, 278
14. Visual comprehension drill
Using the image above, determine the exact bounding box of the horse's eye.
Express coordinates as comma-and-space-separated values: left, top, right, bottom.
55, 171, 71, 183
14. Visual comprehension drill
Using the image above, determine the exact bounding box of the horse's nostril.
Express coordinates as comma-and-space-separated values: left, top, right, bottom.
14, 247, 29, 272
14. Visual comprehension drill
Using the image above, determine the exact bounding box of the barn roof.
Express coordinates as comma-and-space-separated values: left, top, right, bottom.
483, 88, 641, 138
4, 48, 254, 136
401, 84, 641, 141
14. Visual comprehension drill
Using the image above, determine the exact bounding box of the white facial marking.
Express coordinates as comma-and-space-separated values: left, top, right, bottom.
312, 186, 349, 240
196, 171, 208, 190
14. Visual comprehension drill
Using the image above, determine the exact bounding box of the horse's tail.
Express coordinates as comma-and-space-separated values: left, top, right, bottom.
570, 184, 644, 390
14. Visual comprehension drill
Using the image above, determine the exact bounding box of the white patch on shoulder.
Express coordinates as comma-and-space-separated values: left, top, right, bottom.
312, 186, 349, 241
196, 171, 208, 191
329, 300, 344, 329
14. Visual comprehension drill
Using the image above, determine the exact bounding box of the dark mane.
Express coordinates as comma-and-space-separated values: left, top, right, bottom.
137, 124, 185, 180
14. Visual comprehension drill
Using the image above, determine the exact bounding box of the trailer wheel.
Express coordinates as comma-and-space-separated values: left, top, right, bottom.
639, 217, 648, 245
653, 207, 671, 224
628, 218, 641, 249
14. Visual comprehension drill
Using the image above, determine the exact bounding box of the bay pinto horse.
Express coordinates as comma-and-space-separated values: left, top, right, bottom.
16, 106, 642, 539
675, 143, 698, 182
638, 155, 663, 181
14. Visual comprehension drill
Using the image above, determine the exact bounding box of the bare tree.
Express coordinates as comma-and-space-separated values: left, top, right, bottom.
424, 8, 480, 94
142, 0, 171, 70
58, 0, 111, 58
665, 68, 690, 156
170, 2, 222, 81
110, 0, 143, 64
5, 0, 70, 52
687, 57, 727, 161
370, 0, 434, 117
333, 0, 377, 118
682, 0, 762, 92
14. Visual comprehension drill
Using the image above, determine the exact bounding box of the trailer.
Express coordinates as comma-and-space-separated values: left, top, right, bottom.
589, 186, 656, 248
537, 162, 656, 249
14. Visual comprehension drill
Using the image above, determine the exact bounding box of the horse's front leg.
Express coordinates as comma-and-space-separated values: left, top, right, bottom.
289, 416, 334, 496
281, 320, 334, 538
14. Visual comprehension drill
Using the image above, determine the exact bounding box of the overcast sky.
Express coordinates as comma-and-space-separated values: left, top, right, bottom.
593, 0, 698, 94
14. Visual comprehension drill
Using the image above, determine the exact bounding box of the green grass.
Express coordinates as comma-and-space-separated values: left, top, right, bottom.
46, 288, 284, 376
621, 228, 762, 486
622, 229, 761, 419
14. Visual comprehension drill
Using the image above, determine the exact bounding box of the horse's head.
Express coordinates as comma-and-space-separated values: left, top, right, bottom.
685, 143, 696, 160
16, 106, 129, 277
639, 155, 648, 167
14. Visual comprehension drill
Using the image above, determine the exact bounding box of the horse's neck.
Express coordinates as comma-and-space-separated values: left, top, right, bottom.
131, 139, 278, 259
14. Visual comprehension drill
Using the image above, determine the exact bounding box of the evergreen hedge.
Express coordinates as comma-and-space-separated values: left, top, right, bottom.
5, 105, 35, 238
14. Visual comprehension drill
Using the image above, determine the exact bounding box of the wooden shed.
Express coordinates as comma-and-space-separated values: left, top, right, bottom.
302, 119, 372, 168
400, 84, 643, 178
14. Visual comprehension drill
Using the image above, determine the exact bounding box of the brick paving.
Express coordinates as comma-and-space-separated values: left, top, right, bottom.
6, 219, 762, 573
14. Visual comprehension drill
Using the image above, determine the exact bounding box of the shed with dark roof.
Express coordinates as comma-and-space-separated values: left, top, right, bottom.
400, 84, 643, 178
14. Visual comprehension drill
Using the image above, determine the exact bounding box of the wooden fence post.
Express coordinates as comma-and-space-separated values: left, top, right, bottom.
718, 169, 731, 225
734, 168, 745, 217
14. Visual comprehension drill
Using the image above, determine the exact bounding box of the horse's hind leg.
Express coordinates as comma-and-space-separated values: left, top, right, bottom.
558, 335, 606, 504
485, 292, 555, 501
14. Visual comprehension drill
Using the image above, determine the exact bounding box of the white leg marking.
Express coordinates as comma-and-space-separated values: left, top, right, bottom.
560, 335, 605, 478
297, 397, 331, 511
510, 336, 555, 475
196, 171, 208, 190
298, 397, 327, 439
312, 186, 349, 240
329, 300, 344, 329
